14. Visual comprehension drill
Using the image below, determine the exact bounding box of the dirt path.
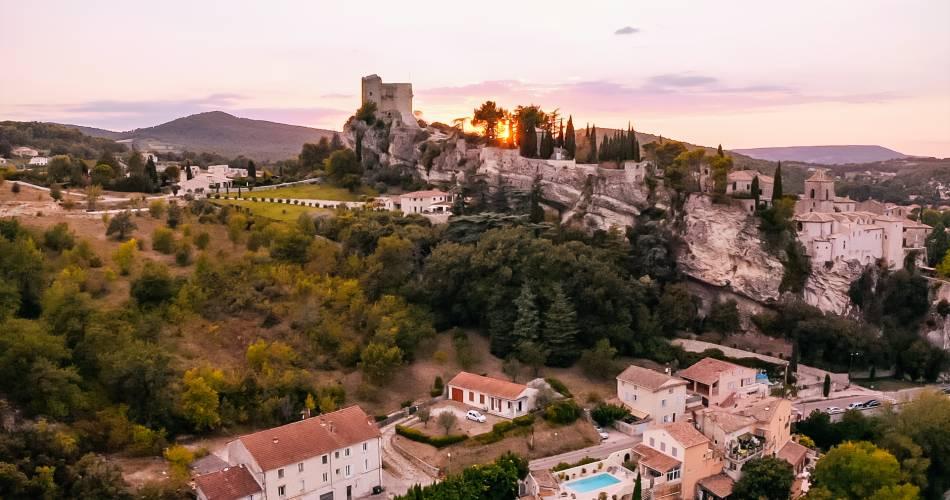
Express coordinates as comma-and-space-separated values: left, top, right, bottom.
379, 418, 437, 497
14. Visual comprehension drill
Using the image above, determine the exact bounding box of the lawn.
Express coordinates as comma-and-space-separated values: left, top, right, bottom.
239, 183, 376, 202
215, 199, 332, 223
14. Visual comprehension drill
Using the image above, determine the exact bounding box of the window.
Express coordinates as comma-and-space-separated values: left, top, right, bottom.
666, 468, 681, 481
278, 485, 286, 497
365, 458, 369, 471
298, 463, 304, 473
322, 455, 328, 464
662, 415, 669, 423
480, 394, 485, 404
363, 442, 368, 452
649, 437, 655, 447
336, 468, 340, 476
507, 401, 512, 409
661, 399, 667, 407
672, 447, 677, 457
345, 448, 350, 457
518, 401, 522, 412
345, 465, 352, 477
335, 451, 340, 459
322, 472, 329, 483
300, 480, 306, 491
660, 442, 666, 452
669, 388, 674, 394
278, 469, 285, 479
469, 391, 474, 402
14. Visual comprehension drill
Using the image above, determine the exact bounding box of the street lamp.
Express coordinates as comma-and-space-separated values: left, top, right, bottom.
848, 352, 862, 378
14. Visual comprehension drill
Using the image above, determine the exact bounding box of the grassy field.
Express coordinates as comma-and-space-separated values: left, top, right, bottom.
216, 198, 332, 223
239, 183, 376, 202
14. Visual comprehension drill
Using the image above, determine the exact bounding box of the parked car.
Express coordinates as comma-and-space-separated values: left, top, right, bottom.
466, 410, 486, 423
826, 406, 844, 414
595, 426, 609, 441
847, 402, 864, 410
863, 399, 881, 408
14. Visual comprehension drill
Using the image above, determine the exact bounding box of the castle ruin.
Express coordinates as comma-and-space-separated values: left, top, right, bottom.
361, 74, 415, 126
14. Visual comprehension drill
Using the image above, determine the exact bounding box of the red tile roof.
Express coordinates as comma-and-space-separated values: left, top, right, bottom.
778, 440, 809, 467
194, 465, 261, 500
237, 405, 380, 471
632, 443, 681, 473
661, 421, 710, 448
447, 371, 529, 400
401, 189, 449, 198
616, 365, 687, 392
698, 473, 735, 498
678, 358, 750, 386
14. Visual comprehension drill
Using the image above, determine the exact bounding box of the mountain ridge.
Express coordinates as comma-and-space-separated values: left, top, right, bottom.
731, 145, 907, 165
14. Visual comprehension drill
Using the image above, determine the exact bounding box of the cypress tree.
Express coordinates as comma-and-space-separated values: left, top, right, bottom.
521, 124, 537, 158
247, 160, 257, 179
633, 473, 642, 500
823, 374, 831, 397
145, 157, 159, 185
556, 118, 564, 148
717, 144, 724, 157
512, 283, 540, 345
565, 116, 576, 158
589, 125, 598, 163
355, 132, 363, 163
772, 162, 783, 200
543, 284, 579, 367
529, 176, 544, 223
185, 164, 194, 180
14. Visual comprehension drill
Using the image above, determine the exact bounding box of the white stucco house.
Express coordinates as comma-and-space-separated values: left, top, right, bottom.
616, 364, 688, 425
196, 405, 382, 500
28, 156, 49, 166
447, 371, 538, 419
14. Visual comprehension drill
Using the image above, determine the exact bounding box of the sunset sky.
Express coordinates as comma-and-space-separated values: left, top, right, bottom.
2, 0, 948, 156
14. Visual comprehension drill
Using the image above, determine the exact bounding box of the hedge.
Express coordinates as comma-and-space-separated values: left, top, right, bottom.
395, 425, 467, 448
551, 456, 597, 472
544, 377, 572, 397
512, 414, 535, 427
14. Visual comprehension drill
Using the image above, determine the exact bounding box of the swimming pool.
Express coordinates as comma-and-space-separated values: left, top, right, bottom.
563, 472, 622, 493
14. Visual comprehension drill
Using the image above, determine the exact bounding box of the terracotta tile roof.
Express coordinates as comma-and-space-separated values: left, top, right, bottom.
236, 405, 380, 471
698, 473, 735, 498
632, 443, 681, 473
795, 212, 835, 223
530, 469, 559, 489
806, 169, 834, 182
874, 214, 905, 223
401, 189, 449, 198
703, 410, 756, 433
778, 440, 809, 467
616, 365, 687, 392
728, 170, 774, 183
191, 454, 228, 475
194, 465, 261, 500
661, 421, 710, 448
678, 358, 750, 386
737, 397, 786, 424
903, 219, 932, 229
447, 372, 529, 399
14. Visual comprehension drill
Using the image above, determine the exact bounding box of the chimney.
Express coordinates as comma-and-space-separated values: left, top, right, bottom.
329, 422, 336, 433
665, 367, 671, 375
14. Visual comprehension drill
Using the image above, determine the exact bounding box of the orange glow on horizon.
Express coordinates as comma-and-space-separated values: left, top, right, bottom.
462, 117, 511, 140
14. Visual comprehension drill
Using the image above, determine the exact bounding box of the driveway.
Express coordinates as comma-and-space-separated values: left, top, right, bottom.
529, 428, 640, 471
426, 400, 502, 436
378, 419, 436, 497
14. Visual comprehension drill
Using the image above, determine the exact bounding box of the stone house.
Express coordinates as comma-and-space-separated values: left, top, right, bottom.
615, 364, 688, 425
726, 170, 774, 213
199, 405, 382, 500
446, 371, 538, 419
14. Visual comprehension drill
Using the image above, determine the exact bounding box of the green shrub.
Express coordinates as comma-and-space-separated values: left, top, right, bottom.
395, 425, 467, 448
492, 421, 514, 434
194, 231, 210, 250
175, 240, 193, 266
512, 414, 535, 427
152, 227, 175, 254
591, 403, 630, 426
544, 399, 582, 425
545, 377, 572, 397
431, 376, 444, 397
551, 456, 597, 472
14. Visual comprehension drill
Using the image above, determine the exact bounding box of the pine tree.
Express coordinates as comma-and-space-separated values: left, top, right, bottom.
565, 116, 576, 158
512, 284, 540, 358
590, 125, 598, 163
543, 284, 579, 367
772, 162, 783, 200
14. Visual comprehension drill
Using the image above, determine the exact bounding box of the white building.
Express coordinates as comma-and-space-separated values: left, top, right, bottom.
398, 189, 453, 215
200, 405, 382, 500
28, 156, 49, 166
447, 371, 538, 419
677, 358, 766, 408
616, 364, 688, 425
208, 164, 249, 178
726, 170, 774, 213
793, 169, 931, 269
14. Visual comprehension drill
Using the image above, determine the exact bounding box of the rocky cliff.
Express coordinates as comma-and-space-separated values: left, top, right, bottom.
678, 195, 785, 303
802, 261, 865, 315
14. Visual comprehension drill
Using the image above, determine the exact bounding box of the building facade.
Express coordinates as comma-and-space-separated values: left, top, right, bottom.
200, 405, 382, 500
677, 358, 765, 408
447, 371, 538, 418
615, 364, 688, 425
631, 422, 723, 500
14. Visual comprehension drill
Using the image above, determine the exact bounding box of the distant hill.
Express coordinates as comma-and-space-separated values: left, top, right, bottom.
67, 111, 337, 162
731, 145, 907, 165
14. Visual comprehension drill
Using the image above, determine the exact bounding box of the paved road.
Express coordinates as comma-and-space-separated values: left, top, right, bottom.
529, 428, 640, 470
378, 419, 436, 497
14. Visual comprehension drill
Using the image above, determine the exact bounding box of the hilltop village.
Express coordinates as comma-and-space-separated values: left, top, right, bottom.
0, 75, 949, 500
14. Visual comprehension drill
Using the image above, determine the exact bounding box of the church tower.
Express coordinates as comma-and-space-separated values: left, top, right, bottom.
801, 168, 835, 213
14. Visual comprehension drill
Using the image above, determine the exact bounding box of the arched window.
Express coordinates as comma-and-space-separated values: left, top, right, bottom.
810, 188, 815, 199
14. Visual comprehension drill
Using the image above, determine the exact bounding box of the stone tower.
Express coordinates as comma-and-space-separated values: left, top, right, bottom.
800, 168, 836, 213
360, 74, 415, 126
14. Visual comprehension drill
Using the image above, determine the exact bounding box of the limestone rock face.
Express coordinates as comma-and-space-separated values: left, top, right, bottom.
802, 260, 865, 315
678, 195, 784, 302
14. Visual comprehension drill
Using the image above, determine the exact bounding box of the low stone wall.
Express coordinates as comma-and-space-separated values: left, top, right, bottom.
390, 435, 442, 477
613, 418, 651, 437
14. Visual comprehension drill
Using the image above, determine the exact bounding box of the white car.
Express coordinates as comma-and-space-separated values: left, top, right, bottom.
595, 426, 609, 441
826, 406, 844, 414
847, 402, 863, 410
466, 410, 487, 423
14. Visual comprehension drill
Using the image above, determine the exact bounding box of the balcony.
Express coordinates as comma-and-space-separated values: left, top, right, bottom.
726, 433, 765, 464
